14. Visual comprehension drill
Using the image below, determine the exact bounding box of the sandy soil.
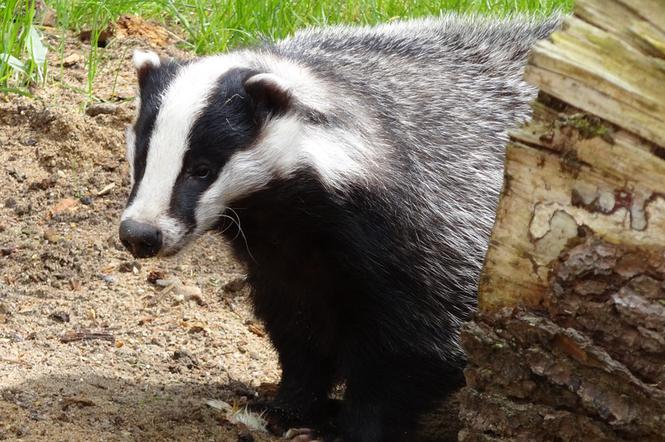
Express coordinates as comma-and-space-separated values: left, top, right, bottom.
0, 18, 281, 442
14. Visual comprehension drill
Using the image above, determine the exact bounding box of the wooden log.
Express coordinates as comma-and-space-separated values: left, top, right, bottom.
459, 0, 665, 440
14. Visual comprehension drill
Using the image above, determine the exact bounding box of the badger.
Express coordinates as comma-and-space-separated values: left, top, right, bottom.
119, 14, 561, 441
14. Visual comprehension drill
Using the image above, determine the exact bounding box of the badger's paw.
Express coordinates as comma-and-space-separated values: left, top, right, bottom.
285, 428, 342, 442
247, 400, 302, 436
285, 427, 318, 441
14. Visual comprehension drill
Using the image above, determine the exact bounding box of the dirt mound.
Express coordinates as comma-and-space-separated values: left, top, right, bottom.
113, 15, 173, 48
0, 25, 279, 442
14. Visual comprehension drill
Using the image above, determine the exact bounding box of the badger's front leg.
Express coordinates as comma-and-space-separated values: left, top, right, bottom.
252, 297, 337, 436
268, 340, 336, 434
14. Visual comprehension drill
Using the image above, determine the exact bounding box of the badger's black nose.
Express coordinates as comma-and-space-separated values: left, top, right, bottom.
119, 219, 162, 258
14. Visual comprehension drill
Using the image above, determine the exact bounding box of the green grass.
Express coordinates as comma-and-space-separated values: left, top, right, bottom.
1, 0, 48, 95
1, 0, 573, 97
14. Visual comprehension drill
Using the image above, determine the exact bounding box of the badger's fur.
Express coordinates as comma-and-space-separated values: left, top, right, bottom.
120, 14, 561, 441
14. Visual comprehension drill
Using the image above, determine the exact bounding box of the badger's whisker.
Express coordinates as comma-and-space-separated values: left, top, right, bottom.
220, 209, 255, 263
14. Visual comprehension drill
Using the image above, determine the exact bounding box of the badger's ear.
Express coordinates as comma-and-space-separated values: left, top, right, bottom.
132, 50, 161, 86
243, 73, 292, 117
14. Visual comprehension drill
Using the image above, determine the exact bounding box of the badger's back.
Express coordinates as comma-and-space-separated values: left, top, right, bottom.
264, 16, 560, 318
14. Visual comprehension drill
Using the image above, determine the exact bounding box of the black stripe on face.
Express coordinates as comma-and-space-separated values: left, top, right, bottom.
126, 59, 183, 205
168, 68, 262, 231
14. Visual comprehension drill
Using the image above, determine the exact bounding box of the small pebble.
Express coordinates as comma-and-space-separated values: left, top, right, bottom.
14, 205, 31, 216
1, 246, 16, 256
172, 349, 199, 369
48, 311, 70, 323
85, 103, 118, 117
43, 229, 60, 243
188, 324, 206, 334
80, 196, 93, 205
175, 284, 202, 298
0, 302, 11, 315
96, 183, 115, 196
118, 261, 141, 273
4, 197, 17, 208
155, 278, 178, 288
102, 275, 117, 284
224, 277, 247, 293
147, 270, 165, 284
62, 53, 83, 67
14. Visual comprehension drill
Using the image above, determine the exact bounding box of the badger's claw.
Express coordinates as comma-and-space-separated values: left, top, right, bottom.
285, 427, 319, 442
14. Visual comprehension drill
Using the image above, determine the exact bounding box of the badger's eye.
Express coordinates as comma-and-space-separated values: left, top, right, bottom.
191, 165, 211, 180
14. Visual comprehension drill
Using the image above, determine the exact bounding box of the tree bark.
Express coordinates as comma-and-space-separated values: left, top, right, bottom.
459, 0, 665, 440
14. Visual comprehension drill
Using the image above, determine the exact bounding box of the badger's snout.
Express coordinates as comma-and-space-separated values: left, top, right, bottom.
119, 219, 163, 258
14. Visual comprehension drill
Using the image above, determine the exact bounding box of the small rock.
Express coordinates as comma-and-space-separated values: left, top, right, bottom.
69, 279, 82, 291
188, 323, 207, 334
49, 198, 78, 217
0, 303, 11, 315
21, 138, 37, 146
43, 229, 60, 243
246, 322, 266, 338
80, 196, 93, 206
29, 410, 46, 421
48, 311, 70, 323
61, 397, 95, 410
8, 169, 26, 182
96, 182, 116, 196
62, 53, 83, 67
118, 261, 141, 273
138, 316, 154, 326
224, 277, 247, 293
172, 294, 185, 304
13, 425, 29, 438
28, 175, 57, 191
86, 103, 118, 117
172, 349, 199, 369
29, 108, 56, 129
14, 204, 31, 216
147, 270, 165, 284
102, 275, 117, 284
1, 246, 16, 256
155, 278, 178, 288
175, 284, 202, 298
4, 198, 16, 208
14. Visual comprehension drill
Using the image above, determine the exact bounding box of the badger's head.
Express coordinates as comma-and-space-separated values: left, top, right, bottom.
119, 50, 368, 258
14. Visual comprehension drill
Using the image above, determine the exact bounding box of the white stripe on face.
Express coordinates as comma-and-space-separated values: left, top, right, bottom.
192, 115, 374, 235
122, 55, 243, 252
125, 126, 136, 186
